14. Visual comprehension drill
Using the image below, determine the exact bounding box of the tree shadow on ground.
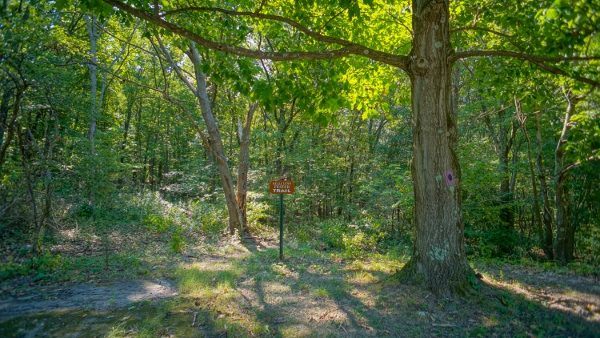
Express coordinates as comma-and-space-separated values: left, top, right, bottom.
2, 242, 599, 337
233, 243, 600, 337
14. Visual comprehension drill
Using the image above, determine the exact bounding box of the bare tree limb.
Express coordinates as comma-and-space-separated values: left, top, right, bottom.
152, 35, 197, 94
560, 153, 600, 177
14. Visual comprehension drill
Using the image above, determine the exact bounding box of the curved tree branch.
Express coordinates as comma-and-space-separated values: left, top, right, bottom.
162, 6, 404, 66
451, 26, 523, 51
452, 50, 600, 63
560, 153, 600, 177
451, 26, 514, 39
529, 60, 600, 88
102, 0, 408, 69
451, 50, 600, 87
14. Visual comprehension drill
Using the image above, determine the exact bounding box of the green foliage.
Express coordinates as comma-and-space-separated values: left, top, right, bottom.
246, 196, 272, 234
143, 214, 171, 234
169, 229, 185, 254
465, 228, 526, 258
576, 222, 600, 266
318, 220, 347, 249
341, 231, 379, 258
298, 219, 386, 258
190, 201, 227, 237
0, 253, 63, 282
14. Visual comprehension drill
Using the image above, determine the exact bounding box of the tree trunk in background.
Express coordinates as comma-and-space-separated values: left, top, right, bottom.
236, 103, 258, 231
526, 147, 545, 253
535, 111, 554, 259
38, 107, 57, 254
85, 15, 99, 152
120, 93, 137, 163
498, 137, 516, 229
516, 101, 546, 257
484, 108, 517, 231
401, 0, 471, 293
187, 43, 244, 234
276, 108, 285, 176
0, 86, 12, 150
0, 88, 22, 171
554, 92, 578, 263
18, 127, 41, 254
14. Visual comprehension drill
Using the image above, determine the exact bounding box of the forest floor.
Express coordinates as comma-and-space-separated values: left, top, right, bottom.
1, 231, 599, 337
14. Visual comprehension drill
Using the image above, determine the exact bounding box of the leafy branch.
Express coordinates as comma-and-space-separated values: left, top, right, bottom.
103, 0, 408, 69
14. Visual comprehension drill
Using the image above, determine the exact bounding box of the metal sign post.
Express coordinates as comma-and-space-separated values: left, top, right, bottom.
269, 178, 295, 260
279, 194, 284, 260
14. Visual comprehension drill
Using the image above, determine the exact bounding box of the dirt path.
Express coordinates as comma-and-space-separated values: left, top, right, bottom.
0, 279, 177, 322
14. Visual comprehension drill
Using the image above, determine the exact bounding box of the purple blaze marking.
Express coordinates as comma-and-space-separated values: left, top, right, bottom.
445, 170, 456, 186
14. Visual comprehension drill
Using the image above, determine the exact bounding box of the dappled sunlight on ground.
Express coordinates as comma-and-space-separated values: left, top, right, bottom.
479, 267, 600, 322
2, 238, 599, 337
125, 280, 178, 303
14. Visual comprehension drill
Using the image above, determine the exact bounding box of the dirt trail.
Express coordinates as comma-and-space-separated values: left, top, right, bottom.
0, 279, 177, 322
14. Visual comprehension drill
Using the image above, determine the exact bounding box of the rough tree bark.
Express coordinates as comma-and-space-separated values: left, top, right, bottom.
400, 0, 471, 292
37, 104, 57, 254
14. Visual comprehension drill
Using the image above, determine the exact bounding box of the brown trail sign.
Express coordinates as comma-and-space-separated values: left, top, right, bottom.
269, 179, 295, 194
269, 178, 295, 260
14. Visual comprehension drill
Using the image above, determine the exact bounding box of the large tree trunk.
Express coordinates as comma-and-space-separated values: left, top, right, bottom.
236, 103, 258, 231
401, 0, 471, 293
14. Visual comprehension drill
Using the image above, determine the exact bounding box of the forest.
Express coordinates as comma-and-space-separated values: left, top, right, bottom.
0, 0, 599, 336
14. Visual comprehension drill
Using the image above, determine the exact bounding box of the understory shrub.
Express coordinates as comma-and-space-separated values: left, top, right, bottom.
190, 200, 227, 237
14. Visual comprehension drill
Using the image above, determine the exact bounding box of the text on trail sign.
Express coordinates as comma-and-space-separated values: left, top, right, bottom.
269, 179, 295, 194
